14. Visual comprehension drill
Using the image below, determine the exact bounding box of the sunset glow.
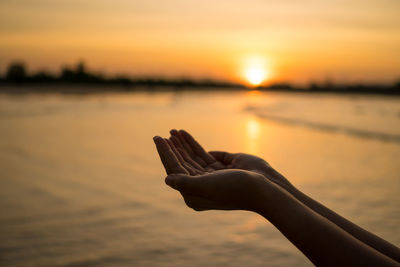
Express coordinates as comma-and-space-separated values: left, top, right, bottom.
245, 67, 267, 86
242, 55, 270, 86
0, 0, 399, 84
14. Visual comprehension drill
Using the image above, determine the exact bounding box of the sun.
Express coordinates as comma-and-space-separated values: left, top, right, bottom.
242, 55, 270, 86
245, 67, 267, 86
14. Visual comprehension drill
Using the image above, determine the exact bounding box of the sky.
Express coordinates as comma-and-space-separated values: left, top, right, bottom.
0, 0, 399, 85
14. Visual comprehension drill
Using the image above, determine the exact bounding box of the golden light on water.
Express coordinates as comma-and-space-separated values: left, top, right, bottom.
245, 91, 262, 153
247, 118, 261, 154
247, 119, 260, 139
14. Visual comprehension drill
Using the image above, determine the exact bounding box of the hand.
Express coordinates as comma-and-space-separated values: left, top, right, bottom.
168, 129, 293, 190
153, 136, 269, 211
154, 131, 400, 266
166, 169, 269, 212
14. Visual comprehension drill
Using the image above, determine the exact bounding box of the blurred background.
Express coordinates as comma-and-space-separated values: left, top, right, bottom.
0, 1, 399, 266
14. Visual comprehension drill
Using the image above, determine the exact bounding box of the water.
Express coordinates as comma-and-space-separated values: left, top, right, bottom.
0, 89, 399, 266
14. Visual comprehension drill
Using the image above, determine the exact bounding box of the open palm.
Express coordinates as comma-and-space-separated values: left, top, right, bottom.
153, 133, 268, 211
167, 129, 293, 189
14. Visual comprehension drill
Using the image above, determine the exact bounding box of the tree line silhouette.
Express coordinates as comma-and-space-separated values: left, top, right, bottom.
0, 61, 242, 89
1, 61, 399, 95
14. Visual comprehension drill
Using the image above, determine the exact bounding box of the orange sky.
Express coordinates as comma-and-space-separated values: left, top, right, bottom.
1, 0, 399, 85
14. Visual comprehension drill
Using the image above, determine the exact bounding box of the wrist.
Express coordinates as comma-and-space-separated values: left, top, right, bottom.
249, 178, 281, 215
254, 180, 302, 224
258, 165, 296, 191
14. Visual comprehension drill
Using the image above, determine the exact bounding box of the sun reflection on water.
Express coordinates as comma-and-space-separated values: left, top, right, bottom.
247, 119, 260, 139
247, 118, 261, 154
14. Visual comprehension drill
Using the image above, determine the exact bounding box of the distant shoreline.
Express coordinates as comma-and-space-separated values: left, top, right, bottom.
2, 61, 399, 96
1, 83, 400, 96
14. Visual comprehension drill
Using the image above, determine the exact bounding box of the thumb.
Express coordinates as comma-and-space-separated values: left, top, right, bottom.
165, 174, 205, 196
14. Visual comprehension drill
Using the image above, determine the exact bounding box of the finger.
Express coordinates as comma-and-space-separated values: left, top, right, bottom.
165, 174, 206, 196
170, 135, 206, 172
166, 138, 185, 165
166, 139, 200, 175
208, 161, 226, 170
169, 135, 185, 154
153, 136, 188, 175
179, 130, 216, 165
170, 135, 205, 172
171, 129, 196, 156
171, 130, 208, 167
209, 151, 234, 165
169, 129, 184, 149
183, 194, 233, 211
182, 194, 218, 211
177, 147, 207, 173
183, 162, 202, 175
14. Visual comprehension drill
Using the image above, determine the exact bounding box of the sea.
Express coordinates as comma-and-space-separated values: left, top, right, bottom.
0, 88, 399, 266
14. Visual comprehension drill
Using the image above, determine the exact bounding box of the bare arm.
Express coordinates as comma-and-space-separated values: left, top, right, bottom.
265, 169, 400, 263
164, 129, 400, 263
153, 135, 399, 266
255, 180, 399, 267
208, 148, 400, 263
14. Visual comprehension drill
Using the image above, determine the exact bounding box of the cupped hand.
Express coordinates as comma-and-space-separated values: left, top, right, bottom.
166, 169, 268, 211
168, 129, 293, 190
153, 136, 268, 211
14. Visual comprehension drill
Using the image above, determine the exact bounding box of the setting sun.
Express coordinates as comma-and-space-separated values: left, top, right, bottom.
245, 67, 267, 86
242, 55, 270, 86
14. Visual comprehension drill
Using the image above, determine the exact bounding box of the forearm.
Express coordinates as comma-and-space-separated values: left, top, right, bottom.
255, 182, 399, 266
260, 166, 400, 262
287, 185, 400, 262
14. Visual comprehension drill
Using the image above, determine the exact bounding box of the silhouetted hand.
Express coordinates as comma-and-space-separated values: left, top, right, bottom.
168, 129, 293, 190
153, 136, 268, 211
154, 131, 400, 266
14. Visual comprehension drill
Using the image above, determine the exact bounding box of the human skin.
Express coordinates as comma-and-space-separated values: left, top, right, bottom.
153, 130, 400, 266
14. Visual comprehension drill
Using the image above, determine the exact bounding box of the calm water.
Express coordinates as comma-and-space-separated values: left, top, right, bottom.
0, 89, 399, 266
